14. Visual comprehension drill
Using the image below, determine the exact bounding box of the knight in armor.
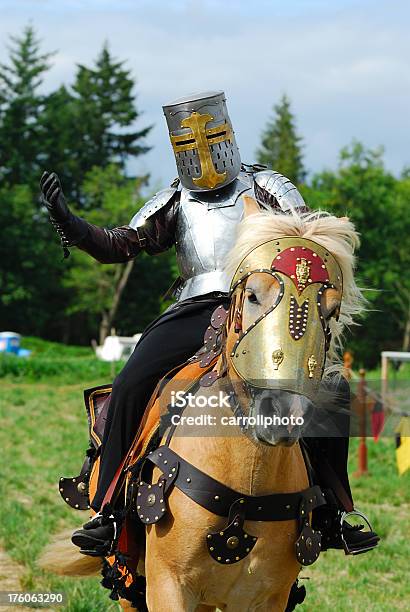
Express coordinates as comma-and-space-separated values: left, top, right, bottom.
40, 91, 378, 562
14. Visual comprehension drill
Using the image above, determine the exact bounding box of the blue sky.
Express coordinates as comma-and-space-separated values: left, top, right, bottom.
0, 0, 408, 191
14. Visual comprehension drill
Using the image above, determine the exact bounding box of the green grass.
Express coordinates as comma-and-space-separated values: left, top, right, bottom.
0, 337, 409, 610
0, 337, 123, 382
298, 437, 410, 611
0, 381, 118, 612
22, 337, 94, 358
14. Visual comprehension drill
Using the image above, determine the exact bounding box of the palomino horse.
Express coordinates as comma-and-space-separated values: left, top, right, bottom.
41, 197, 363, 611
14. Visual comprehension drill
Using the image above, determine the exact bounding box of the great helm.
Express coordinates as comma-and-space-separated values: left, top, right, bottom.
229, 237, 343, 400
163, 91, 241, 192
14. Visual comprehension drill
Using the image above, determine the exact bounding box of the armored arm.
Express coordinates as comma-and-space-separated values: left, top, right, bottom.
253, 170, 308, 214
77, 187, 179, 263
40, 171, 178, 263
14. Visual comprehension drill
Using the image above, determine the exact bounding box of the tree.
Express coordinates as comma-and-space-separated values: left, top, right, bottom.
257, 94, 305, 185
37, 85, 80, 200
0, 25, 53, 187
0, 28, 161, 345
69, 43, 152, 199
0, 26, 171, 346
62, 165, 175, 344
390, 176, 410, 352
0, 183, 68, 340
304, 141, 410, 366
38, 43, 152, 203
55, 45, 157, 341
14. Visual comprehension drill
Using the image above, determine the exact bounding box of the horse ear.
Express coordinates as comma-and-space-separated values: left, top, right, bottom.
242, 195, 261, 217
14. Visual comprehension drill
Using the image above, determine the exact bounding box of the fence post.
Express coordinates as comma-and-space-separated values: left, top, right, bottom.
355, 368, 369, 476
343, 350, 353, 380
381, 351, 388, 408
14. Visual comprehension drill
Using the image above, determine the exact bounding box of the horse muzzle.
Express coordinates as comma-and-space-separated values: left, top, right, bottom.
250, 389, 312, 446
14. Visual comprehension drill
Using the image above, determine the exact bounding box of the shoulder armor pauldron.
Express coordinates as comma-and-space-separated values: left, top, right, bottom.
129, 185, 178, 228
254, 170, 307, 213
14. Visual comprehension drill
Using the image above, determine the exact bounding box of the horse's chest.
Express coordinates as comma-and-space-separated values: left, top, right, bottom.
147, 488, 301, 606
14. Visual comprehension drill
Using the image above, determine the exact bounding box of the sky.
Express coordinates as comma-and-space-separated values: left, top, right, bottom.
1, 0, 409, 191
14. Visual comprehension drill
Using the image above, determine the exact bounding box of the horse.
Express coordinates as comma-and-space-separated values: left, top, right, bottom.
41, 197, 364, 611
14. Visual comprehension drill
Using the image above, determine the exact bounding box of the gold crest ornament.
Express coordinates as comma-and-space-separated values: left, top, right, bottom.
272, 349, 284, 370
295, 257, 310, 289
307, 355, 318, 379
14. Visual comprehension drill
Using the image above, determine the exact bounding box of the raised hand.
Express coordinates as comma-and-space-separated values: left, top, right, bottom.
40, 171, 72, 224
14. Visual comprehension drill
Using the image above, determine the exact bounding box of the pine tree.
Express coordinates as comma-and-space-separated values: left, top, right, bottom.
71, 42, 152, 195
257, 94, 305, 184
0, 25, 53, 186
38, 85, 80, 200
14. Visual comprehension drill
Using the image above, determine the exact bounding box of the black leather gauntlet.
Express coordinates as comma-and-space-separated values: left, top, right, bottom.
40, 171, 89, 257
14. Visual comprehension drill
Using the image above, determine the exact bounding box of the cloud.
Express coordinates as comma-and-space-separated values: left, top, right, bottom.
0, 0, 408, 192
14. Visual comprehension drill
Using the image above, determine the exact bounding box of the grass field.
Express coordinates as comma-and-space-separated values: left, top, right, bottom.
0, 339, 409, 611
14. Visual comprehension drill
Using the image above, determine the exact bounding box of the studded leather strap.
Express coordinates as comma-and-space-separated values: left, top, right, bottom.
143, 445, 326, 521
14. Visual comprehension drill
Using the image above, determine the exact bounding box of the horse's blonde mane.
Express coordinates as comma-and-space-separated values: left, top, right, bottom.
225, 208, 365, 372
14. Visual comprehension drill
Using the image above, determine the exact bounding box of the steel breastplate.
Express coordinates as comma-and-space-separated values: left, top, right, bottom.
175, 173, 254, 300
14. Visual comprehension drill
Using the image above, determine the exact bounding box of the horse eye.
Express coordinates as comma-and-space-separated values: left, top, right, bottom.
321, 289, 341, 319
247, 291, 259, 305
324, 301, 339, 319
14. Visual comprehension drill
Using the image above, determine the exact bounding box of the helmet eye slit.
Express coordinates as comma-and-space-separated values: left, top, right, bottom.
206, 130, 227, 140
176, 137, 195, 147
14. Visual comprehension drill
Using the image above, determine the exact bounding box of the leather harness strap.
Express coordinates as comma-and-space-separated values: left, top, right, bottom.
141, 445, 327, 522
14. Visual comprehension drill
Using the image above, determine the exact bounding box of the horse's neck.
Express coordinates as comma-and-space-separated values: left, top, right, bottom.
166, 352, 309, 495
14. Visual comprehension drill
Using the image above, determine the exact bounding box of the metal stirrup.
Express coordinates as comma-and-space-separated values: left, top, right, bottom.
340, 509, 377, 555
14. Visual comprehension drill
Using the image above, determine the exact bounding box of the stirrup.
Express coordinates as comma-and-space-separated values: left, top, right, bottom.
71, 506, 120, 557
340, 509, 377, 555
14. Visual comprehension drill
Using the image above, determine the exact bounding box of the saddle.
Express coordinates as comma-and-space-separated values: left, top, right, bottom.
59, 304, 230, 512
59, 384, 112, 511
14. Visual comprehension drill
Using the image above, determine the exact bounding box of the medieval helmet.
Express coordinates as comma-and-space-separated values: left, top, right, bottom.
163, 91, 241, 192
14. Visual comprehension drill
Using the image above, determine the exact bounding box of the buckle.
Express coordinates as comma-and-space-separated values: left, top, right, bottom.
340, 509, 375, 555
135, 228, 147, 248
